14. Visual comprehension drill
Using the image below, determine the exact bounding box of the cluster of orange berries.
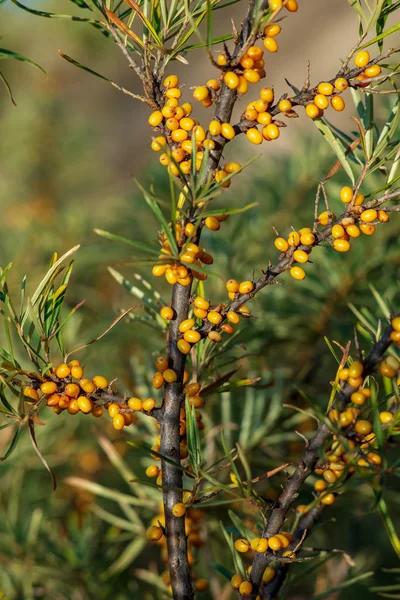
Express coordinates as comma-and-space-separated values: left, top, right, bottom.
273, 185, 390, 281
146, 498, 208, 594
228, 531, 293, 596
152, 230, 221, 287
159, 287, 252, 353
305, 51, 380, 119
23, 360, 159, 432
23, 360, 107, 418
299, 334, 400, 513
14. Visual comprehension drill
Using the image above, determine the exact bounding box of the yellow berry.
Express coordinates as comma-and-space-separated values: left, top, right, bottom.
227, 311, 240, 324
221, 123, 235, 140
314, 93, 329, 110
270, 0, 283, 8
278, 99, 292, 112
152, 372, 164, 389
77, 396, 92, 414
143, 398, 156, 412
65, 383, 80, 398
163, 369, 177, 383
333, 239, 351, 252
331, 95, 345, 111
234, 538, 250, 553
193, 86, 209, 102
351, 391, 366, 406
365, 64, 381, 78
128, 397, 142, 411
239, 582, 253, 595
317, 82, 334, 96
80, 378, 96, 394
155, 357, 168, 372
246, 127, 263, 144
112, 414, 125, 430
205, 216, 220, 231
360, 209, 377, 223
355, 420, 373, 435
163, 74, 179, 88
179, 318, 195, 333
231, 574, 243, 589
305, 104, 321, 119
380, 411, 393, 424
264, 123, 280, 140
290, 266, 306, 280
359, 223, 375, 235
160, 306, 174, 320
349, 361, 363, 378
93, 375, 108, 389
239, 280, 254, 294
148, 111, 163, 127
335, 77, 348, 92
226, 279, 239, 293
67, 400, 80, 415
56, 363, 71, 379
177, 339, 192, 354
209, 120, 222, 136
207, 311, 223, 325
293, 249, 309, 263
71, 365, 83, 379
263, 37, 278, 53
301, 232, 316, 245
40, 381, 58, 395
151, 136, 166, 151
346, 224, 360, 238
260, 87, 274, 103
274, 237, 289, 252
285, 0, 298, 10
24, 387, 39, 401
380, 363, 396, 378
288, 231, 300, 246
264, 23, 281, 37
183, 330, 201, 344
321, 492, 335, 505
314, 479, 328, 492
354, 50, 370, 67
268, 536, 282, 551
224, 162, 241, 174
172, 502, 186, 517
224, 71, 240, 89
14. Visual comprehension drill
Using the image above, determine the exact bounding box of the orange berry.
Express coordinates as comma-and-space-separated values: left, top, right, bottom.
290, 266, 306, 280
234, 539, 250, 553
360, 209, 377, 222
143, 398, 156, 412
264, 123, 280, 140
321, 492, 335, 505
288, 231, 300, 246
346, 225, 360, 238
278, 99, 292, 113
335, 77, 348, 92
239, 582, 253, 595
317, 82, 334, 95
264, 23, 281, 37
80, 378, 96, 394
333, 238, 351, 252
65, 383, 80, 398
93, 375, 108, 389
314, 93, 329, 110
274, 237, 289, 252
285, 0, 298, 10
263, 37, 278, 52
128, 397, 142, 411
331, 95, 345, 111
268, 536, 282, 551
24, 387, 39, 401
155, 357, 168, 372
305, 103, 321, 119
354, 50, 370, 68
246, 127, 263, 144
55, 363, 70, 379
224, 71, 240, 89
359, 223, 376, 235
77, 396, 93, 414
152, 372, 164, 389
40, 381, 58, 395
184, 330, 201, 344
239, 280, 254, 294
172, 502, 186, 517
221, 122, 235, 140
71, 365, 83, 379
380, 411, 393, 424
160, 306, 174, 320
148, 111, 163, 127
163, 369, 177, 383
293, 249, 309, 263
163, 74, 179, 88
364, 64, 381, 78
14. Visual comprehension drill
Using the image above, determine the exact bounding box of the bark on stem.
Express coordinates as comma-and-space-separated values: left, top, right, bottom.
160, 283, 193, 600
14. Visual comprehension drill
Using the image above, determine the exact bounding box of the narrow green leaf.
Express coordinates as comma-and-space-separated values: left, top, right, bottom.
1, 423, 21, 461
361, 23, 400, 47
228, 510, 257, 541
313, 119, 355, 184
312, 571, 374, 599
0, 48, 45, 73
94, 229, 161, 256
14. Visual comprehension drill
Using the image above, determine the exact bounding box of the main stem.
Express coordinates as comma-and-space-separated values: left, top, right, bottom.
160, 283, 193, 600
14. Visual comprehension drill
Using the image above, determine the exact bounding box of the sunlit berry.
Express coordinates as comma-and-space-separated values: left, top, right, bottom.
318, 211, 333, 226
314, 94, 329, 110
268, 536, 281, 551
354, 50, 370, 67
246, 127, 263, 144
77, 396, 92, 414
160, 306, 174, 320
380, 411, 393, 424
321, 492, 335, 505
269, 0, 283, 8
290, 266, 306, 280
40, 381, 57, 395
221, 123, 235, 139
205, 216, 220, 231
224, 71, 240, 89
179, 319, 195, 333
264, 123, 280, 139
163, 74, 179, 88
80, 378, 96, 394
172, 502, 186, 517
285, 0, 298, 10
143, 398, 156, 411
293, 249, 309, 263
65, 383, 80, 398
335, 77, 348, 92
380, 363, 396, 378
300, 232, 316, 245
278, 99, 292, 113
93, 375, 108, 389
128, 397, 142, 411
148, 111, 163, 127
263, 37, 278, 52
67, 400, 80, 415
314, 479, 328, 492
231, 574, 243, 589
331, 96, 345, 111
239, 280, 254, 294
183, 330, 201, 344
305, 104, 321, 119
317, 82, 334, 96
274, 237, 289, 252
264, 23, 281, 36
24, 387, 39, 401
227, 311, 240, 324
333, 239, 351, 252
234, 538, 250, 553
359, 223, 375, 235
56, 363, 71, 379
346, 224, 360, 238
364, 64, 381, 78
360, 209, 377, 222
288, 231, 300, 246
209, 120, 222, 136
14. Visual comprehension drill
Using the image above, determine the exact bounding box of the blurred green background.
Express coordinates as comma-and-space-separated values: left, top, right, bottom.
0, 1, 399, 598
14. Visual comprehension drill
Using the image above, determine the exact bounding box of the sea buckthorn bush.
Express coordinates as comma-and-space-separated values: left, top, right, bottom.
1, 1, 400, 599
